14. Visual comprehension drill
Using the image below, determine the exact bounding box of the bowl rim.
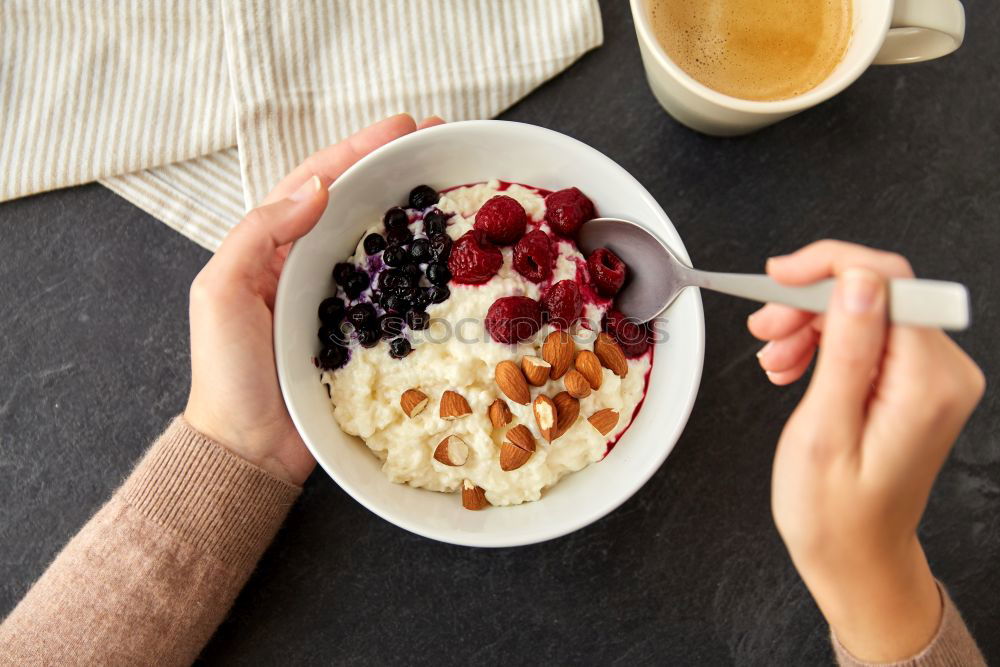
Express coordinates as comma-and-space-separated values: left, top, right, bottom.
274, 120, 705, 547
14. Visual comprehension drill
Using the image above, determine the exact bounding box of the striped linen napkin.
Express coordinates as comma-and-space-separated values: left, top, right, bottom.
0, 0, 603, 250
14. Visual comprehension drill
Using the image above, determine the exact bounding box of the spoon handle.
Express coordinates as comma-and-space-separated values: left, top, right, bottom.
686, 271, 970, 331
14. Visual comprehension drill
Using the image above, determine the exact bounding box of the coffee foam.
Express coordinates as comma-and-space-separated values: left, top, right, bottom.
649, 0, 852, 102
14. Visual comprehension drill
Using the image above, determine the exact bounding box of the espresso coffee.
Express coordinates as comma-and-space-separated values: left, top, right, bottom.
648, 0, 852, 101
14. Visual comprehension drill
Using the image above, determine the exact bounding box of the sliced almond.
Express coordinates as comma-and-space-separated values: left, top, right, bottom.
461, 480, 489, 510
499, 443, 532, 472
400, 388, 429, 418
433, 435, 470, 466
563, 368, 592, 399
500, 424, 536, 471
541, 330, 575, 380
439, 390, 472, 420
594, 333, 628, 378
521, 355, 551, 387
532, 395, 558, 441
552, 391, 580, 439
588, 408, 620, 436
488, 398, 513, 429
575, 350, 603, 390
504, 424, 536, 452
495, 360, 530, 405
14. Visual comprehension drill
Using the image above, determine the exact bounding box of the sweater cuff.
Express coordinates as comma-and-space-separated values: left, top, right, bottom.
120, 416, 302, 571
831, 581, 986, 667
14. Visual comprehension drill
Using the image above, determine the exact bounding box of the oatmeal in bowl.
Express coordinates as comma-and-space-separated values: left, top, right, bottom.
273, 120, 703, 546
316, 180, 653, 509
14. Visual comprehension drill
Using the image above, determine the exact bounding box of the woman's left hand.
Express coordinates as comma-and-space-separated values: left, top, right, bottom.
184, 114, 444, 485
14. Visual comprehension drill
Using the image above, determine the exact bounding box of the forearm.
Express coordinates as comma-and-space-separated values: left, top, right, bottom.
0, 418, 300, 667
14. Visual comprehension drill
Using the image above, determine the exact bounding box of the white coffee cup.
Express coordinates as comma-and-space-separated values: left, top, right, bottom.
630, 0, 966, 136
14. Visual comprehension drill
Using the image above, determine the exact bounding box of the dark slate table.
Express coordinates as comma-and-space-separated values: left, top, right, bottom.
2, 2, 997, 664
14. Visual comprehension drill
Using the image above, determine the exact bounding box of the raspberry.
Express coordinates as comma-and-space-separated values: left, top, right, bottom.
540, 280, 582, 329
544, 187, 595, 238
485, 296, 542, 344
447, 230, 503, 284
512, 230, 553, 283
587, 248, 627, 297
604, 309, 650, 358
474, 195, 528, 245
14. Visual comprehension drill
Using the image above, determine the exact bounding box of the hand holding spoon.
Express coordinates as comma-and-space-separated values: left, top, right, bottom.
577, 218, 970, 330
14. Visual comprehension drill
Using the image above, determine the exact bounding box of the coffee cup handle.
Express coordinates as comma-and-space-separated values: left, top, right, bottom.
874, 0, 965, 64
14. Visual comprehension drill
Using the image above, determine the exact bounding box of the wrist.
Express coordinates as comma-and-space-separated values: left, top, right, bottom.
182, 404, 308, 486
795, 537, 941, 662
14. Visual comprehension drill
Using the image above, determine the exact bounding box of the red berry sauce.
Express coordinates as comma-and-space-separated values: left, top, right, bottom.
603, 351, 655, 457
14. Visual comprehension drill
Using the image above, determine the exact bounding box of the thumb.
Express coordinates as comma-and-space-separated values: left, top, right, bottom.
215, 175, 329, 274
802, 268, 889, 437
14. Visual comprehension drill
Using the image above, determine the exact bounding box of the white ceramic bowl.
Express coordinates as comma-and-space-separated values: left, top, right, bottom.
274, 120, 704, 547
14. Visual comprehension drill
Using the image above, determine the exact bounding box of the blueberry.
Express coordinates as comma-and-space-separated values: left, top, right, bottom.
318, 296, 346, 323
383, 245, 408, 268
409, 238, 431, 263
426, 262, 451, 286
318, 345, 348, 370
409, 185, 439, 210
319, 325, 348, 348
401, 262, 422, 285
389, 337, 412, 359
428, 233, 452, 261
410, 287, 431, 309
343, 271, 370, 300
406, 310, 429, 330
383, 207, 409, 230
423, 209, 449, 235
363, 233, 387, 255
357, 328, 380, 348
425, 285, 450, 304
380, 269, 407, 290
382, 294, 408, 314
386, 227, 413, 247
333, 262, 356, 285
346, 303, 376, 330
379, 314, 406, 339
398, 286, 421, 304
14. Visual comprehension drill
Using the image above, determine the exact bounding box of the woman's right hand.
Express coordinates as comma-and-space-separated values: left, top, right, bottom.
748, 241, 985, 662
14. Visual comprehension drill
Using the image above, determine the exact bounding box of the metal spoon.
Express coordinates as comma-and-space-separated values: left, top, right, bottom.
577, 217, 970, 330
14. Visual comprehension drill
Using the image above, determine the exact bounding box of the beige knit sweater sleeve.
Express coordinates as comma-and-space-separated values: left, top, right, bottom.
0, 417, 301, 667
833, 583, 986, 667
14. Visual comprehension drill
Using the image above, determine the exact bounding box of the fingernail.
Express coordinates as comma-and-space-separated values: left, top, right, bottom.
839, 268, 881, 314
765, 370, 779, 383
290, 175, 321, 202
756, 342, 773, 359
